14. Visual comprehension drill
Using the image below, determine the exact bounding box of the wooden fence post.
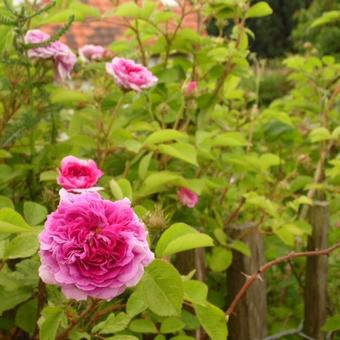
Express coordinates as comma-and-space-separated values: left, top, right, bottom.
227, 224, 267, 340
303, 196, 329, 339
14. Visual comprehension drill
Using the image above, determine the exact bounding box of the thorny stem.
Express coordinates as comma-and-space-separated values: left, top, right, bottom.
225, 243, 340, 317
98, 94, 126, 166
299, 83, 340, 220
57, 299, 100, 340
132, 19, 147, 66
210, 15, 247, 103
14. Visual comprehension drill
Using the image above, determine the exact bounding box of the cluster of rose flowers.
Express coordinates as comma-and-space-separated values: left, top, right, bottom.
26, 29, 200, 300
39, 156, 198, 300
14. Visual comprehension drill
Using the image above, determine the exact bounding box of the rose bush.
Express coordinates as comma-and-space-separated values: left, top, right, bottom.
0, 1, 339, 340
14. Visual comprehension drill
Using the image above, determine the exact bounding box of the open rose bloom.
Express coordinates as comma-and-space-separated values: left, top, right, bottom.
39, 190, 154, 300
177, 187, 199, 208
79, 44, 106, 62
25, 29, 77, 80
57, 155, 103, 190
106, 57, 158, 92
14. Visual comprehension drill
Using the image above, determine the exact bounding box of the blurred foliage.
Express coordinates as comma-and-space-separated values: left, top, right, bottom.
292, 0, 340, 58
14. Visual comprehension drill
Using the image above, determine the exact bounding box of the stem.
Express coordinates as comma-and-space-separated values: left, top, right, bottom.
299, 84, 339, 220
133, 19, 147, 66
98, 94, 126, 166
226, 243, 340, 317
57, 299, 99, 340
224, 197, 245, 227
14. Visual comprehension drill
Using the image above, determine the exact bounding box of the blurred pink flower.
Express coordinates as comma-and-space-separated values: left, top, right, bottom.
79, 44, 106, 62
39, 190, 154, 300
106, 57, 158, 92
185, 81, 197, 95
25, 29, 77, 80
177, 187, 199, 208
57, 155, 103, 190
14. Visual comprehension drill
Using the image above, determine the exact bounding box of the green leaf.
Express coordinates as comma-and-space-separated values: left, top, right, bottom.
34, 2, 99, 26
0, 150, 11, 159
0, 196, 14, 209
92, 312, 130, 334
4, 232, 39, 259
50, 89, 91, 106
322, 314, 340, 331
24, 202, 47, 226
212, 132, 248, 147
139, 171, 184, 196
0, 287, 32, 315
193, 303, 228, 340
162, 234, 214, 257
160, 317, 185, 333
69, 332, 91, 340
309, 127, 332, 143
183, 280, 208, 306
126, 290, 147, 318
107, 1, 156, 19
247, 2, 273, 18
156, 223, 213, 257
311, 10, 340, 28
38, 306, 65, 340
158, 143, 198, 166
15, 299, 38, 334
40, 170, 57, 182
208, 247, 233, 272
144, 129, 188, 146
129, 319, 157, 333
117, 179, 133, 200
0, 208, 34, 233
109, 179, 124, 200
229, 240, 250, 256
139, 260, 183, 316
138, 152, 153, 179
109, 336, 138, 340
244, 192, 278, 217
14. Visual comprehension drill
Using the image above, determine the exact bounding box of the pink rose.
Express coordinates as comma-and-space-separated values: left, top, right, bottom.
25, 29, 77, 81
106, 57, 158, 92
39, 190, 154, 300
53, 41, 77, 81
57, 155, 103, 190
24, 30, 55, 59
185, 81, 197, 95
177, 187, 199, 208
79, 44, 106, 62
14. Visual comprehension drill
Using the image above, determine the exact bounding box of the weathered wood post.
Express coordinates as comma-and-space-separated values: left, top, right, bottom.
303, 194, 329, 339
227, 224, 267, 340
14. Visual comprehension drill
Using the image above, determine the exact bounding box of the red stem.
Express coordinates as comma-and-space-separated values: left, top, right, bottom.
226, 243, 340, 317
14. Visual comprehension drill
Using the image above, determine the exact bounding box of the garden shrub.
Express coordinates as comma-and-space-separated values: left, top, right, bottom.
0, 1, 339, 339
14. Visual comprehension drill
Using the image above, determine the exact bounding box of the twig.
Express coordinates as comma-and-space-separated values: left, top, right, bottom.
226, 243, 340, 317
263, 321, 314, 340
57, 299, 99, 340
299, 84, 339, 220
224, 197, 246, 227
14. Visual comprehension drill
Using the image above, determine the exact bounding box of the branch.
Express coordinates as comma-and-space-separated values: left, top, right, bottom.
23, 15, 74, 50
299, 83, 340, 220
263, 321, 314, 340
225, 243, 340, 317
57, 299, 100, 340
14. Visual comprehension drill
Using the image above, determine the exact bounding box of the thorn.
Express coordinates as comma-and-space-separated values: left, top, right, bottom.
241, 272, 252, 280
256, 273, 264, 281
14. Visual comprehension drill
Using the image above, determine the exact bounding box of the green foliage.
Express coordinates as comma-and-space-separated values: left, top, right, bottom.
138, 260, 183, 316
0, 0, 339, 339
